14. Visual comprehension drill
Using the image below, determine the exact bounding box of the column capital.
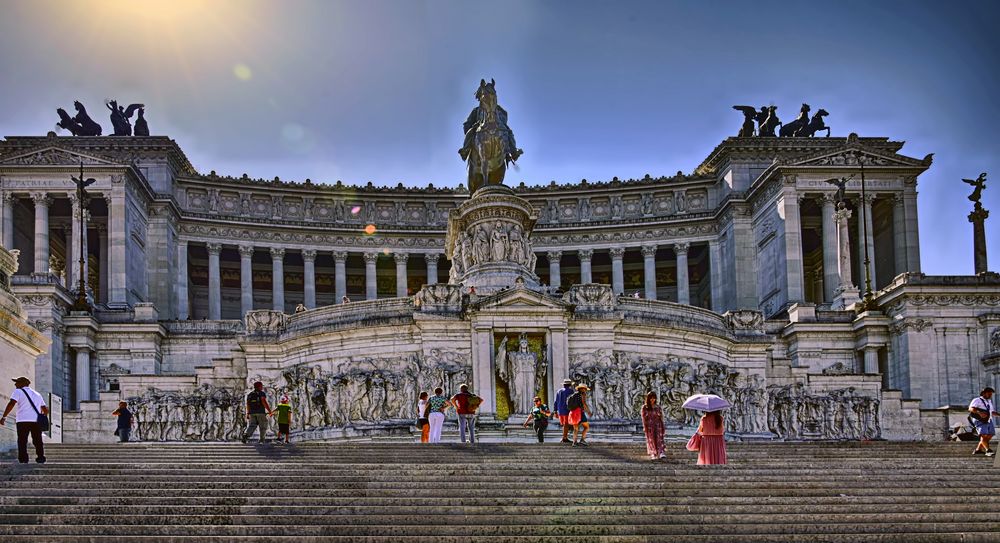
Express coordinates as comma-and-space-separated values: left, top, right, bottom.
363, 252, 379, 264
673, 242, 690, 255
820, 193, 838, 206
206, 243, 223, 256
424, 252, 441, 264
546, 250, 562, 261
238, 244, 254, 258
860, 194, 876, 206
609, 247, 626, 260
641, 244, 658, 258
301, 249, 317, 262
393, 252, 409, 264
270, 247, 285, 260
103, 193, 113, 206
333, 250, 349, 262
0, 191, 13, 205
30, 192, 52, 207
577, 249, 593, 261
890, 193, 904, 208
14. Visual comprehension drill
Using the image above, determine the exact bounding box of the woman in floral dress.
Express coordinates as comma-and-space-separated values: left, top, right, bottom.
641, 391, 666, 460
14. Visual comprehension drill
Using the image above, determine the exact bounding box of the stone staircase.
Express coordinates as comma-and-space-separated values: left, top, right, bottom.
0, 440, 996, 542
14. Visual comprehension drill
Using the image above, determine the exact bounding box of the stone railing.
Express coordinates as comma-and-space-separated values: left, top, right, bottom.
281, 298, 416, 336
163, 320, 244, 336
617, 298, 766, 340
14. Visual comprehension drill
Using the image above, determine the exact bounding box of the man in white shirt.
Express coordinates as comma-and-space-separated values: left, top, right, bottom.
0, 376, 49, 464
969, 387, 1000, 457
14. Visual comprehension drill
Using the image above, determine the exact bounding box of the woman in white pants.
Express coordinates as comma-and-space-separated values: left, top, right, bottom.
426, 387, 451, 443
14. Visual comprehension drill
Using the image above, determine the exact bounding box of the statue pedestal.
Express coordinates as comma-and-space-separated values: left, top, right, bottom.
446, 184, 540, 295
832, 284, 860, 310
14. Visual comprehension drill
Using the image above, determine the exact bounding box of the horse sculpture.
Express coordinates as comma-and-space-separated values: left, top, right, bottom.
459, 79, 523, 193
800, 109, 830, 137
759, 105, 780, 137
779, 103, 811, 137
55, 100, 103, 136
778, 104, 830, 137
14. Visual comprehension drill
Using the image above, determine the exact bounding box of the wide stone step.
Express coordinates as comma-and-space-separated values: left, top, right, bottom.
0, 534, 994, 543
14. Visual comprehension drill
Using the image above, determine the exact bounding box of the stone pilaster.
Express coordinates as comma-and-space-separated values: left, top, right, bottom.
98, 226, 108, 304
425, 253, 440, 285
674, 242, 690, 305
31, 192, 51, 275
238, 245, 254, 317
394, 252, 409, 297
302, 249, 317, 308
206, 243, 223, 320
1, 191, 13, 250
176, 239, 189, 319
903, 182, 921, 272
578, 249, 593, 284
610, 247, 625, 295
333, 251, 348, 302
106, 191, 127, 307
363, 252, 378, 300
708, 240, 722, 312
820, 194, 839, 302
862, 345, 879, 374
892, 195, 907, 277
779, 191, 804, 304
270, 247, 285, 312
75, 347, 91, 407
641, 244, 657, 300
547, 251, 562, 289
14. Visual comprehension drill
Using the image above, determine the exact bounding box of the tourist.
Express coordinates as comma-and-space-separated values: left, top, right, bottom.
696, 410, 727, 465
969, 387, 999, 457
241, 381, 273, 444
553, 378, 575, 443
112, 401, 134, 443
522, 396, 551, 443
426, 387, 451, 443
631, 291, 641, 299
294, 303, 307, 313
641, 391, 666, 460
0, 376, 48, 464
275, 395, 292, 444
416, 391, 430, 443
341, 295, 351, 304
568, 384, 592, 446
450, 384, 481, 444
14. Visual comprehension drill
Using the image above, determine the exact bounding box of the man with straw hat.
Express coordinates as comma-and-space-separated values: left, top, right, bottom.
0, 376, 49, 464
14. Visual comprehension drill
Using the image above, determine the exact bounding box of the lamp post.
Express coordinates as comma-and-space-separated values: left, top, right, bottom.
70, 162, 95, 313
857, 157, 876, 312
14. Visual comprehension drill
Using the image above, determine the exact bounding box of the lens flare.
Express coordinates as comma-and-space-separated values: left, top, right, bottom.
233, 64, 253, 81
351, 206, 361, 215
364, 224, 377, 235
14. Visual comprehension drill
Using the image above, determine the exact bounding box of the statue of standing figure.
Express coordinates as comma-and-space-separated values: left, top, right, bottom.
498, 333, 540, 416
963, 173, 987, 204
106, 99, 144, 136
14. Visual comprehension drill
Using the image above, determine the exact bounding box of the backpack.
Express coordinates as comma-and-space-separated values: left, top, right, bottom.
466, 394, 483, 411
567, 392, 583, 411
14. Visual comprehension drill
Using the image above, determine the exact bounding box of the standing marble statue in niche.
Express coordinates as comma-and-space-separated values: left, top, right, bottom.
497, 333, 544, 415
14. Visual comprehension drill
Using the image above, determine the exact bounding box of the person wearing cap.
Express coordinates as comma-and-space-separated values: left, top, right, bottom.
567, 384, 592, 446
0, 376, 48, 463
553, 378, 575, 444
241, 381, 273, 444
969, 387, 1000, 457
112, 401, 134, 443
274, 394, 292, 444
522, 396, 551, 443
450, 384, 481, 444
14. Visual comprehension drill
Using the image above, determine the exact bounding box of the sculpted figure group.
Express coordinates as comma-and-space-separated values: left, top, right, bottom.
732, 103, 830, 138
55, 99, 149, 137
451, 220, 535, 278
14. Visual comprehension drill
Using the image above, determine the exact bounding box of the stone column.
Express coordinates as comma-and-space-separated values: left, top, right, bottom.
547, 251, 562, 289
98, 227, 109, 304
578, 249, 593, 284
779, 192, 804, 303
903, 185, 921, 272
610, 247, 625, 295
1, 192, 13, 250
471, 324, 496, 416
641, 244, 657, 300
63, 227, 73, 287
239, 245, 254, 317
333, 251, 348, 302
892, 195, 907, 277
811, 269, 824, 303
857, 195, 876, 292
302, 249, 317, 308
820, 194, 839, 302
206, 243, 223, 320
31, 192, 51, 275
549, 326, 569, 405
862, 345, 879, 374
75, 348, 91, 407
425, 253, 440, 285
708, 240, 722, 312
394, 252, 408, 297
970, 204, 990, 274
107, 192, 127, 307
363, 252, 378, 300
674, 242, 690, 304
270, 247, 285, 312
176, 239, 189, 319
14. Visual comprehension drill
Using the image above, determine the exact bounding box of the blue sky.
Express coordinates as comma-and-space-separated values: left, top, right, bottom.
0, 0, 997, 275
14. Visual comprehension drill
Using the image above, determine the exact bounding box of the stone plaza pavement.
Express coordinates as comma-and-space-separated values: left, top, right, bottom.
0, 438, 996, 542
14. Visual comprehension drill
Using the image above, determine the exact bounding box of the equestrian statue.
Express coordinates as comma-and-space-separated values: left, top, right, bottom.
459, 79, 523, 193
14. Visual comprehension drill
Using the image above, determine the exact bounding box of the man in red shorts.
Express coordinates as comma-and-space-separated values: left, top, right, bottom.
553, 378, 575, 444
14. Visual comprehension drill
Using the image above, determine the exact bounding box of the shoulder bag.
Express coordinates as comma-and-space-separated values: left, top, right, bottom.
22, 389, 50, 432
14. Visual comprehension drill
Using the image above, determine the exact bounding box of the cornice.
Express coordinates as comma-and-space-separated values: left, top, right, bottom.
695, 135, 906, 176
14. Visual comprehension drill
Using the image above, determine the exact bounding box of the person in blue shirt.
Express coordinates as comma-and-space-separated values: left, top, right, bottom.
553, 379, 575, 444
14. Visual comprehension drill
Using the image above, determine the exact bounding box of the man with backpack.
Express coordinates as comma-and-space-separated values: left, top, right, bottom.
0, 376, 49, 464
450, 384, 482, 444
241, 381, 273, 444
553, 378, 575, 444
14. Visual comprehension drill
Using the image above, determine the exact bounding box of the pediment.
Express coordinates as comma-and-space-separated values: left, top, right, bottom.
0, 146, 119, 167
789, 144, 931, 169
473, 286, 570, 311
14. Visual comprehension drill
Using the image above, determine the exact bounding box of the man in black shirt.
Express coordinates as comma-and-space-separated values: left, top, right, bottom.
241, 381, 273, 444
112, 401, 133, 442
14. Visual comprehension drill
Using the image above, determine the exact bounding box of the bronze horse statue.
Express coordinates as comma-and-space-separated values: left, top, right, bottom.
459, 79, 523, 193
56, 101, 103, 136
780, 104, 830, 137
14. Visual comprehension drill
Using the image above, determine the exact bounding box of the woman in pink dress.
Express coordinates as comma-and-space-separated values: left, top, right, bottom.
641, 391, 666, 459
696, 410, 727, 465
